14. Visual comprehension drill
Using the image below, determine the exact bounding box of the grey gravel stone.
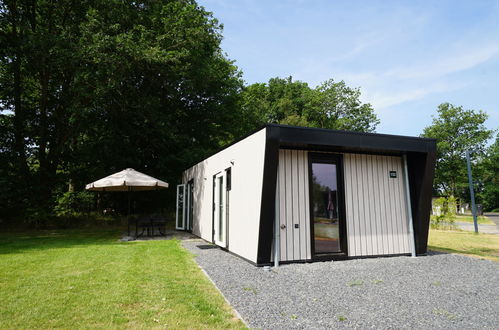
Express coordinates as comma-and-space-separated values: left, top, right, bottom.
182, 239, 499, 329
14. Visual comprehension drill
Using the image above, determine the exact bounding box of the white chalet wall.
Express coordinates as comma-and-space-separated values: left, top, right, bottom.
182, 127, 267, 263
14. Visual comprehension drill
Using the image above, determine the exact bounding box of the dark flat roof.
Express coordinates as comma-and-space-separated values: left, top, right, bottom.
268, 124, 436, 142
271, 124, 436, 154
187, 124, 436, 169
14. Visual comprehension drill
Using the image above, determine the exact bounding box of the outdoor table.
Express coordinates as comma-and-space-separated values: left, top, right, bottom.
135, 215, 167, 238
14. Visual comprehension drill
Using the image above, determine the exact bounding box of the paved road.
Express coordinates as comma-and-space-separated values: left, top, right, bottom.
485, 212, 499, 226
455, 222, 499, 234
455, 213, 499, 235
183, 240, 499, 329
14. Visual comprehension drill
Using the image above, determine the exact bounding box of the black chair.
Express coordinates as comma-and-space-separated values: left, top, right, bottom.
136, 216, 152, 238
150, 215, 167, 236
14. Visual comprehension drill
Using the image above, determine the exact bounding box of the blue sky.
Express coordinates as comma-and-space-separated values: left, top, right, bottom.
199, 0, 499, 137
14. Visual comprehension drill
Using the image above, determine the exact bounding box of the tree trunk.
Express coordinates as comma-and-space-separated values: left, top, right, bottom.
9, 1, 30, 178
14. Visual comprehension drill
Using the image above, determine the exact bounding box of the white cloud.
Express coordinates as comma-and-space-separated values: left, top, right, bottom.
336, 39, 499, 111
386, 43, 499, 80
365, 82, 468, 110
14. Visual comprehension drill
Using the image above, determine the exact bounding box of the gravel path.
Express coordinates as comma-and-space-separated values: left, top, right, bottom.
183, 240, 499, 329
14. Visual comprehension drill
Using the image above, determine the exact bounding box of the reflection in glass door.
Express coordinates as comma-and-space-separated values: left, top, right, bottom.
176, 184, 186, 230
186, 180, 194, 232
310, 154, 344, 255
213, 172, 227, 247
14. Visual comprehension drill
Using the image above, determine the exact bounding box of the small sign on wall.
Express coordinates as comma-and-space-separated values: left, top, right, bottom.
389, 171, 397, 178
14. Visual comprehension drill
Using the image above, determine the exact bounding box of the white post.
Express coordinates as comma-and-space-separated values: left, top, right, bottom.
403, 154, 417, 257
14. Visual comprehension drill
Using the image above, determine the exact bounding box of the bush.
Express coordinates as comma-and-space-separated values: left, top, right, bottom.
54, 191, 94, 217
24, 207, 54, 228
45, 191, 122, 229
50, 212, 122, 229
431, 196, 457, 230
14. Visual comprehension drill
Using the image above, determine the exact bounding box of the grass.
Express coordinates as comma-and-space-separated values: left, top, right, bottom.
337, 315, 347, 322
428, 229, 499, 262
454, 215, 493, 225
0, 229, 244, 329
346, 280, 364, 287
242, 287, 257, 295
432, 308, 456, 320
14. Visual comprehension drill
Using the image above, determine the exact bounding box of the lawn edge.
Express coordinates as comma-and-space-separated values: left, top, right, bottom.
181, 241, 249, 329
428, 247, 499, 263
455, 215, 494, 225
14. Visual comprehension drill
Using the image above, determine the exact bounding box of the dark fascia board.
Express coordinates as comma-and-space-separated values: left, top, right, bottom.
185, 124, 436, 171
271, 124, 436, 154
268, 123, 436, 142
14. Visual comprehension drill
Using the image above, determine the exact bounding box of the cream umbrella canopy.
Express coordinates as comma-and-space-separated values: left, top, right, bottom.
86, 168, 169, 236
85, 168, 169, 191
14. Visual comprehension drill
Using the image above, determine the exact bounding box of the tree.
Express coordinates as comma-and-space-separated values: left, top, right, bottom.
478, 135, 499, 211
239, 77, 311, 129
0, 0, 243, 220
421, 103, 494, 199
306, 79, 379, 132
240, 76, 379, 133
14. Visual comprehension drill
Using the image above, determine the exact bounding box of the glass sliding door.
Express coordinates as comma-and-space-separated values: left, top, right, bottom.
186, 180, 194, 232
310, 153, 346, 256
176, 184, 186, 230
213, 172, 227, 247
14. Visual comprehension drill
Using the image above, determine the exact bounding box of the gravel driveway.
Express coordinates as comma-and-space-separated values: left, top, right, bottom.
183, 240, 498, 329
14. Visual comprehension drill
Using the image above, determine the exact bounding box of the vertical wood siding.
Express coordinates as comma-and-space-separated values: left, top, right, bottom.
277, 150, 412, 261
343, 153, 411, 256
277, 149, 311, 261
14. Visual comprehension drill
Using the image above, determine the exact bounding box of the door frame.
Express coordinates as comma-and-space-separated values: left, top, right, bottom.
212, 171, 227, 248
176, 184, 186, 230
308, 152, 348, 260
186, 179, 194, 232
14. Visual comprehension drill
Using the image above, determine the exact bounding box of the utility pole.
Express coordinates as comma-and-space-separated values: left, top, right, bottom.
466, 150, 478, 233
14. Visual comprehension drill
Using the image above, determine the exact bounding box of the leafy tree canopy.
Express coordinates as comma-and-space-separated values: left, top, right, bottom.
421, 103, 494, 200
0, 0, 243, 219
478, 134, 499, 210
240, 76, 379, 133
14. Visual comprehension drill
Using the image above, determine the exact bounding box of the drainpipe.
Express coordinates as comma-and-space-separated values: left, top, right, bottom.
274, 182, 280, 267
403, 154, 417, 257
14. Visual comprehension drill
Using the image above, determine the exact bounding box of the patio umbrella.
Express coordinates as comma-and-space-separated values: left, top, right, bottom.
86, 168, 169, 236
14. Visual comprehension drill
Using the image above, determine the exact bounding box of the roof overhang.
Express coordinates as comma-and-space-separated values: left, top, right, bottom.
269, 124, 436, 154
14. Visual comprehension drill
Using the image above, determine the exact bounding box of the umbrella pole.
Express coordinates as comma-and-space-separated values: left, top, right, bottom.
128, 188, 131, 237
134, 190, 138, 237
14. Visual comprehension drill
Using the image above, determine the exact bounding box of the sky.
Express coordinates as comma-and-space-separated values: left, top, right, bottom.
199, 0, 499, 137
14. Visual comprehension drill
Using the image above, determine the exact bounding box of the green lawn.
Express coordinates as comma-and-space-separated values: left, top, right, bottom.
0, 229, 244, 329
428, 229, 499, 262
455, 214, 494, 225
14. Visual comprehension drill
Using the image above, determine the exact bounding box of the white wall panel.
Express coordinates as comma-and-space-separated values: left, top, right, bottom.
277, 151, 412, 261
343, 154, 411, 256
277, 149, 311, 261
182, 128, 267, 263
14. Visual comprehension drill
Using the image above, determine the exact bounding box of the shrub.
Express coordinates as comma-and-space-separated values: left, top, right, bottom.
54, 191, 94, 217
430, 196, 457, 229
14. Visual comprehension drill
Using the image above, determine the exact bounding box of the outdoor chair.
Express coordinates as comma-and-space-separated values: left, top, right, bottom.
136, 216, 152, 238
150, 215, 167, 236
